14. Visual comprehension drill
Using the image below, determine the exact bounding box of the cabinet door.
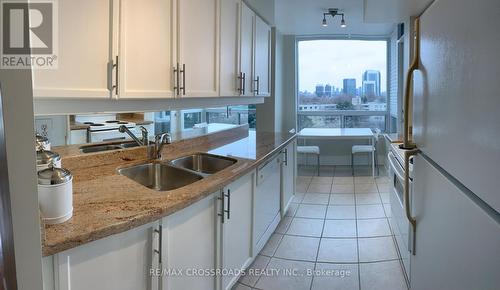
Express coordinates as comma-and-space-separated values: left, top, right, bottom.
118, 0, 175, 98
53, 222, 159, 290
253, 16, 271, 97
281, 140, 296, 217
219, 0, 241, 96
177, 0, 219, 97
220, 174, 254, 290
239, 2, 254, 97
162, 193, 218, 290
32, 0, 112, 98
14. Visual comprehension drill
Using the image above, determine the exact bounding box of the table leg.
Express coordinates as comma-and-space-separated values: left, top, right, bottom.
371, 137, 375, 178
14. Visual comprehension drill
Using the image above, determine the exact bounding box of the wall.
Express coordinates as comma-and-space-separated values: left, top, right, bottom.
281, 35, 297, 133
1, 69, 44, 289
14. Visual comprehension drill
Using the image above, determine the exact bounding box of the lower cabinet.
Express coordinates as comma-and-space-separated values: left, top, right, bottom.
218, 173, 254, 290
43, 221, 160, 290
281, 140, 297, 216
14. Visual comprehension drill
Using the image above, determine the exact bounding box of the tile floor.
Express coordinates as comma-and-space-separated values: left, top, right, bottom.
232, 165, 408, 290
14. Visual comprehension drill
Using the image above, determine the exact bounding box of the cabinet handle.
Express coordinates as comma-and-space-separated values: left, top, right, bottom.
218, 189, 225, 224
107, 56, 119, 95
283, 148, 288, 166
237, 72, 244, 95
225, 189, 231, 220
180, 64, 186, 95
153, 225, 163, 264
242, 73, 246, 95
173, 63, 180, 96
253, 76, 260, 95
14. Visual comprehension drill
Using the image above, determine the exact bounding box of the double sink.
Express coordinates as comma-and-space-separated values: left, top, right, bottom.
118, 153, 237, 191
79, 141, 148, 153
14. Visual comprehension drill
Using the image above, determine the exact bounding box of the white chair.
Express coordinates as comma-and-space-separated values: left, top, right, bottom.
351, 128, 381, 176
297, 146, 320, 176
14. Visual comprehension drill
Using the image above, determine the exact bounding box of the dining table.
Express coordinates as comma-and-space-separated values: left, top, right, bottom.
298, 128, 376, 177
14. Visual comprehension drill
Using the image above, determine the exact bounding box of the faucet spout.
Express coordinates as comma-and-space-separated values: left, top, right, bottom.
153, 132, 172, 159
119, 125, 145, 146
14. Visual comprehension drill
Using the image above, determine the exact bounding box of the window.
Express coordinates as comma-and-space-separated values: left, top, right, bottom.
297, 39, 388, 131
182, 110, 202, 129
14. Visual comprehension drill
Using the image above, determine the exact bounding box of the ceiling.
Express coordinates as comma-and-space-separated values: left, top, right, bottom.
274, 0, 397, 36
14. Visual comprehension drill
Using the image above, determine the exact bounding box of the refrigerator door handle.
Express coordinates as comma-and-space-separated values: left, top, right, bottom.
400, 17, 421, 150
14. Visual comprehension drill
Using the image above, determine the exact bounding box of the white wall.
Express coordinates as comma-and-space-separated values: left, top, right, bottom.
1, 69, 44, 289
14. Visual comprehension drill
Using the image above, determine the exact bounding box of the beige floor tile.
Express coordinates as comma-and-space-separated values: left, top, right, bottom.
296, 204, 327, 219
260, 233, 284, 256
359, 260, 408, 290
297, 176, 313, 184
317, 238, 358, 263
323, 219, 357, 238
326, 205, 356, 220
312, 263, 359, 290
311, 176, 333, 184
275, 216, 293, 234
356, 204, 386, 219
333, 176, 354, 185
383, 203, 392, 218
377, 183, 390, 192
331, 184, 355, 194
292, 192, 305, 203
255, 258, 314, 290
231, 283, 252, 290
287, 218, 324, 237
358, 236, 398, 262
330, 194, 355, 205
354, 176, 376, 184
238, 255, 270, 287
357, 218, 392, 237
355, 183, 379, 194
296, 183, 309, 193
379, 192, 390, 204
274, 235, 320, 261
285, 202, 299, 217
307, 182, 332, 194
375, 176, 391, 185
355, 193, 382, 205
302, 193, 330, 205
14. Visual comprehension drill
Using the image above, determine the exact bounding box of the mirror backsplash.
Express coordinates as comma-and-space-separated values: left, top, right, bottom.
35, 106, 256, 147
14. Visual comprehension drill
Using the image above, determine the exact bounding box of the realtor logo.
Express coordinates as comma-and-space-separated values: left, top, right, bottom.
1, 0, 58, 69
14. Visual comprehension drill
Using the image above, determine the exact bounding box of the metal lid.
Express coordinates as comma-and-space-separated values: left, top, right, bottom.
36, 149, 61, 165
36, 133, 49, 143
38, 163, 72, 185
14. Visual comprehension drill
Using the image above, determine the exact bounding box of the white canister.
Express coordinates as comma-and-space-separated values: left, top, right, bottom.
36, 149, 61, 172
36, 134, 51, 151
38, 163, 73, 224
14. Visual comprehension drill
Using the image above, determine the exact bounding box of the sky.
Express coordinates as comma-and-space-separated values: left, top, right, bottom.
298, 40, 387, 93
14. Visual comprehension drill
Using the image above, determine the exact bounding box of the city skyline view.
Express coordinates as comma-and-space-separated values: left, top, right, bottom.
298, 40, 387, 93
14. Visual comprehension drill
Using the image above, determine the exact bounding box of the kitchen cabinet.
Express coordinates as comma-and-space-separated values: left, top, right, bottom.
253, 16, 271, 96
176, 0, 219, 97
218, 173, 254, 290
281, 140, 296, 217
254, 153, 281, 253
219, 0, 241, 96
117, 0, 175, 98
161, 192, 218, 290
239, 2, 254, 97
43, 221, 161, 290
32, 0, 113, 98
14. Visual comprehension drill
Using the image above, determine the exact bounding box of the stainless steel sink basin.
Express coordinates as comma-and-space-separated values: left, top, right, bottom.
80, 141, 152, 153
169, 153, 237, 175
80, 144, 124, 153
118, 162, 203, 191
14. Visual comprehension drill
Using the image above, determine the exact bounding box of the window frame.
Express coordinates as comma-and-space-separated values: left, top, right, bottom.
295, 35, 392, 132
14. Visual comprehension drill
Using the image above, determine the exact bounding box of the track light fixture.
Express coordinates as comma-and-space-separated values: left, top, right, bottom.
321, 8, 347, 28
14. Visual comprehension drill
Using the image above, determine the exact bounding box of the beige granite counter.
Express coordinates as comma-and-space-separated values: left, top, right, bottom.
44, 125, 296, 256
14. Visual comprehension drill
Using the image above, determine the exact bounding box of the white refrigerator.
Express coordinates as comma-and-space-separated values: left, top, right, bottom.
409, 0, 500, 289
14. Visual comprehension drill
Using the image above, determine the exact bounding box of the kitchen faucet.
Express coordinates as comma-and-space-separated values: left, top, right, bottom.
118, 125, 171, 159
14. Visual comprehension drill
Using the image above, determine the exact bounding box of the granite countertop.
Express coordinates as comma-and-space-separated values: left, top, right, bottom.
43, 125, 296, 256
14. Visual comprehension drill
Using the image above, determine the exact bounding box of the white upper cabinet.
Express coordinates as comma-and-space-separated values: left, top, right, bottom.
219, 0, 241, 96
239, 2, 254, 97
176, 0, 219, 97
32, 0, 112, 98
253, 16, 271, 96
117, 0, 175, 99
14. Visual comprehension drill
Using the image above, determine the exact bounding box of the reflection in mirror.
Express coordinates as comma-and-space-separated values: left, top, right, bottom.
34, 105, 256, 147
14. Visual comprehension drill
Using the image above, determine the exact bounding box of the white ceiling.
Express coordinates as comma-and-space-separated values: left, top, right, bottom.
275, 0, 397, 36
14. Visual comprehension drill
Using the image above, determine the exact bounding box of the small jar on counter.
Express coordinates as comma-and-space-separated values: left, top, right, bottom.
38, 162, 73, 225
36, 134, 51, 151
36, 149, 61, 172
